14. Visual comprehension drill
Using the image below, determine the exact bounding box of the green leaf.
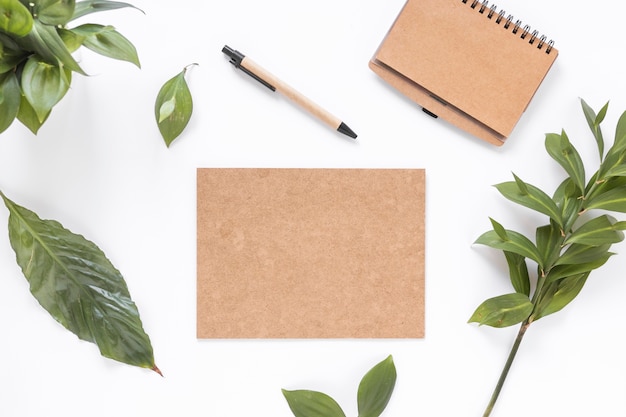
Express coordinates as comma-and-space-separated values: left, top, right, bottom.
475, 220, 543, 267
282, 389, 346, 417
71, 23, 139, 67
535, 223, 562, 271
584, 185, 626, 213
547, 254, 612, 283
468, 293, 533, 328
0, 71, 21, 133
0, 0, 33, 36
581, 98, 607, 160
18, 20, 85, 74
494, 175, 563, 226
564, 214, 624, 246
553, 178, 582, 231
503, 251, 530, 296
155, 65, 196, 147
533, 273, 588, 320
610, 110, 626, 157
357, 355, 397, 417
57, 27, 84, 52
545, 131, 586, 192
21, 55, 70, 122
71, 0, 143, 21
35, 0, 76, 26
556, 243, 612, 266
1, 192, 159, 373
17, 93, 50, 133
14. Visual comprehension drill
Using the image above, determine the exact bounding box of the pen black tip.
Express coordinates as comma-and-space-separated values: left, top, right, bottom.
337, 122, 357, 139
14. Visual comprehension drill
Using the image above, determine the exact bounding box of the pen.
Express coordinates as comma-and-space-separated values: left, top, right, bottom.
222, 45, 357, 139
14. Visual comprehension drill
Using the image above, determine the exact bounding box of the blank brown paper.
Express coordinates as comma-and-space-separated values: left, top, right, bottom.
197, 168, 425, 338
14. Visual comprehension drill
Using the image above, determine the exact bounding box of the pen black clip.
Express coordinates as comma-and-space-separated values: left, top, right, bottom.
222, 45, 276, 92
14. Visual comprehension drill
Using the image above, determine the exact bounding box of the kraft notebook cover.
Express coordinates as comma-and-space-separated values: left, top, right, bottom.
369, 0, 558, 146
196, 168, 425, 339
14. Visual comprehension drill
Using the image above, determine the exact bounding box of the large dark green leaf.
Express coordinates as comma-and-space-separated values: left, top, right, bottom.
35, 0, 76, 25
155, 65, 196, 147
282, 389, 346, 417
547, 254, 612, 283
70, 23, 139, 67
20, 55, 70, 122
494, 175, 563, 226
0, 71, 20, 133
71, 0, 143, 21
1, 192, 159, 373
536, 223, 562, 270
545, 131, 586, 192
585, 185, 626, 213
357, 355, 396, 417
468, 293, 533, 328
0, 0, 33, 36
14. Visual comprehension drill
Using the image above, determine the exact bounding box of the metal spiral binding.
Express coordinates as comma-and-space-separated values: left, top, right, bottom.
461, 0, 554, 53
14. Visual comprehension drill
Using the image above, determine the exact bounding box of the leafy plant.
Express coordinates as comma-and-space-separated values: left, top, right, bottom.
0, 0, 142, 134
282, 355, 396, 417
470, 99, 626, 415
155, 63, 197, 147
1, 190, 159, 373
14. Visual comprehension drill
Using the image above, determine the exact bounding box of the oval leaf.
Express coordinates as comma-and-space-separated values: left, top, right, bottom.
468, 293, 533, 328
21, 55, 70, 122
71, 24, 140, 67
17, 93, 50, 134
0, 0, 33, 36
155, 65, 195, 147
1, 192, 158, 373
357, 355, 397, 417
282, 389, 346, 417
0, 71, 21, 133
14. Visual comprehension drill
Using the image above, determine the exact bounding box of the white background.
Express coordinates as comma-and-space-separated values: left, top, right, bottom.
1, 0, 625, 416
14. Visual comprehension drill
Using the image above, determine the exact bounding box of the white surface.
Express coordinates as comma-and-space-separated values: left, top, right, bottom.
1, 1, 625, 416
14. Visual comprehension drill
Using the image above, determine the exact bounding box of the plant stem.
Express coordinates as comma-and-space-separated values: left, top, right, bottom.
482, 320, 531, 417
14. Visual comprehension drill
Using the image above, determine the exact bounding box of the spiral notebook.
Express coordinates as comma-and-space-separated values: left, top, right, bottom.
369, 0, 558, 146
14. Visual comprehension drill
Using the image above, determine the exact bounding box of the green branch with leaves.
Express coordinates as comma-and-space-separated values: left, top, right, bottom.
470, 99, 626, 416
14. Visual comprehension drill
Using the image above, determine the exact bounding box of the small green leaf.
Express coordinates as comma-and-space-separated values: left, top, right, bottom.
475, 222, 543, 267
0, 0, 33, 36
357, 355, 397, 417
35, 0, 76, 26
547, 254, 612, 283
468, 293, 533, 328
17, 93, 50, 134
585, 185, 626, 213
581, 98, 607, 160
21, 55, 70, 122
545, 131, 586, 192
564, 214, 624, 246
71, 24, 140, 67
503, 251, 530, 296
610, 110, 626, 157
1, 191, 159, 373
536, 223, 562, 270
155, 65, 196, 147
494, 176, 563, 226
555, 243, 611, 266
57, 27, 85, 52
71, 0, 143, 21
282, 389, 346, 417
0, 71, 21, 133
533, 273, 588, 320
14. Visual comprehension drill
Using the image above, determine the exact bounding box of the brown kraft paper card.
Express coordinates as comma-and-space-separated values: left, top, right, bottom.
196, 168, 426, 339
